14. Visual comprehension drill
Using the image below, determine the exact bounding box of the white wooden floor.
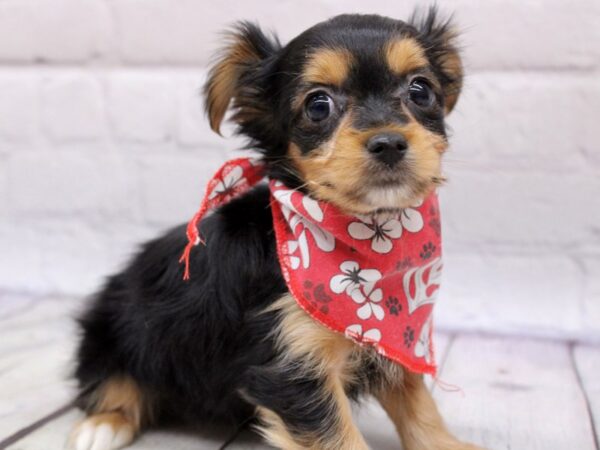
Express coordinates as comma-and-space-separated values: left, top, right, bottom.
1, 294, 599, 450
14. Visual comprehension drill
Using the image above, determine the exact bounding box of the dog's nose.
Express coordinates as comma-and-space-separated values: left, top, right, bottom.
366, 133, 408, 167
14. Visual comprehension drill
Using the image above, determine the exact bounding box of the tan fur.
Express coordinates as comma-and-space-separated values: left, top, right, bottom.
256, 406, 307, 450
440, 49, 463, 113
257, 403, 369, 450
321, 373, 370, 450
69, 377, 148, 449
85, 412, 132, 429
376, 371, 484, 450
205, 33, 264, 133
264, 296, 481, 449
86, 375, 149, 429
268, 294, 356, 378
421, 23, 463, 114
303, 48, 353, 87
256, 399, 368, 450
75, 411, 135, 432
258, 294, 369, 449
289, 115, 447, 214
385, 38, 428, 75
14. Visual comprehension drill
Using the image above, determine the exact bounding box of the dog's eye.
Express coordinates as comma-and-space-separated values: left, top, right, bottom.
305, 92, 333, 122
408, 79, 434, 108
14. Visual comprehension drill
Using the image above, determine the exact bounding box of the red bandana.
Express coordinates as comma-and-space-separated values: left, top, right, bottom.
181, 158, 443, 375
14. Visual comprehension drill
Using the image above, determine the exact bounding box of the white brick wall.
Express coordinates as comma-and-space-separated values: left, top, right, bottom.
1, 0, 599, 342
0, 74, 38, 143
42, 74, 105, 141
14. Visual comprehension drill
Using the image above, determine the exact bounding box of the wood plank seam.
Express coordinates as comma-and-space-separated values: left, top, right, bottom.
570, 342, 600, 450
0, 401, 75, 449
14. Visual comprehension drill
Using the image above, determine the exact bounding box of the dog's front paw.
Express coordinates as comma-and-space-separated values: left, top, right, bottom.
453, 442, 487, 450
67, 413, 135, 450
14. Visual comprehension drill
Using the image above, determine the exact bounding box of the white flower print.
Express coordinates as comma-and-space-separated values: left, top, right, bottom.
345, 324, 382, 343
329, 261, 382, 297
414, 316, 433, 362
286, 238, 303, 270
347, 201, 424, 254
209, 165, 246, 200
301, 195, 324, 221
404, 257, 443, 314
351, 283, 385, 321
401, 198, 425, 232
347, 214, 403, 254
273, 187, 335, 269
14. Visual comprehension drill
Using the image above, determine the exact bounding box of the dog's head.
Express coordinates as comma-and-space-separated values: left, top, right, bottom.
205, 9, 462, 214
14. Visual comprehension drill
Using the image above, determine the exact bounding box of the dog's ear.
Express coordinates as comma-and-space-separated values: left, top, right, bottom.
204, 22, 281, 135
411, 7, 463, 114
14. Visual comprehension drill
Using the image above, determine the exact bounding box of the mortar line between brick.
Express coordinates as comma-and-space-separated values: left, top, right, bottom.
0, 64, 597, 76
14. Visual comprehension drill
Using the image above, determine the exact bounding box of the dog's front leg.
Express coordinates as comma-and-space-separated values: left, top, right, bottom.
376, 370, 484, 450
247, 294, 369, 449
247, 365, 369, 450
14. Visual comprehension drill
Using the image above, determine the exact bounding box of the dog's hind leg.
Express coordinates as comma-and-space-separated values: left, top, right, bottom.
68, 376, 149, 450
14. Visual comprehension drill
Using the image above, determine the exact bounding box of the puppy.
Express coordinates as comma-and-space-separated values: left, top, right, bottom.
70, 9, 481, 450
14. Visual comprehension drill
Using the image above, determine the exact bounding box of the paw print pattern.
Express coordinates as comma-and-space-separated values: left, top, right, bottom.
303, 280, 332, 314
403, 326, 415, 348
420, 242, 436, 260
385, 296, 401, 316
396, 257, 414, 271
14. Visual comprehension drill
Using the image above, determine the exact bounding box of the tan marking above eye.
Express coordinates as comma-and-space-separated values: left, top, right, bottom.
303, 48, 354, 87
385, 38, 428, 75
439, 50, 463, 113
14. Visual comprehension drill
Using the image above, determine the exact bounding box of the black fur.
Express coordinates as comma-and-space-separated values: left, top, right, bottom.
76, 186, 285, 424
74, 9, 461, 443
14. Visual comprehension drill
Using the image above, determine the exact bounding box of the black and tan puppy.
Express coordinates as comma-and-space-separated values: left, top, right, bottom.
70, 10, 481, 450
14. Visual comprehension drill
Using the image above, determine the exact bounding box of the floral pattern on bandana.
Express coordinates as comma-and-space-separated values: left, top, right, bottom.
269, 181, 442, 375
404, 257, 443, 315
329, 261, 382, 297
347, 204, 424, 254
353, 283, 385, 321
273, 186, 335, 269
345, 324, 382, 343
181, 157, 443, 375
208, 165, 246, 201
348, 214, 404, 254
